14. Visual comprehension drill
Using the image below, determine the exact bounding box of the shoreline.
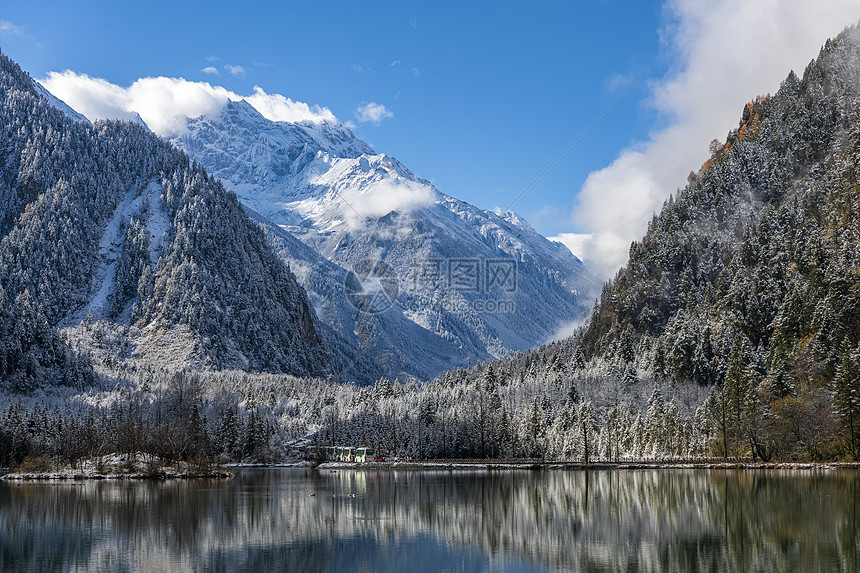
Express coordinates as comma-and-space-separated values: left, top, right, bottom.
280, 459, 860, 471
2, 469, 232, 481
6, 459, 860, 481
1, 453, 231, 481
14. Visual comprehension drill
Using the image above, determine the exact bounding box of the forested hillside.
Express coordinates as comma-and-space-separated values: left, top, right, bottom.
0, 49, 330, 389
572, 25, 860, 459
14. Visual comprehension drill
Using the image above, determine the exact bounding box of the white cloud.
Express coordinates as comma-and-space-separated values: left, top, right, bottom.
546, 316, 590, 344
40, 71, 338, 137
340, 179, 436, 228
205, 55, 218, 62
570, 0, 860, 278
355, 102, 393, 124
411, 67, 421, 78
548, 232, 594, 262
201, 66, 219, 76
245, 86, 337, 123
0, 20, 22, 36
41, 71, 235, 136
224, 64, 245, 76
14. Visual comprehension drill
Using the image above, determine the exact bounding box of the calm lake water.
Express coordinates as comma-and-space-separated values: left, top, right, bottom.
1, 468, 858, 572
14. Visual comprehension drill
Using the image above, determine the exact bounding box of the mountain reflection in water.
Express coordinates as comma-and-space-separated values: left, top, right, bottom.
1, 469, 857, 572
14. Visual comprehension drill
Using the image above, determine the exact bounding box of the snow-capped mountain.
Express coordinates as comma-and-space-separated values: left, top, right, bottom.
172, 100, 600, 381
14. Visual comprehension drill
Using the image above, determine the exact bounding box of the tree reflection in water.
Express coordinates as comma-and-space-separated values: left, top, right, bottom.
0, 469, 857, 572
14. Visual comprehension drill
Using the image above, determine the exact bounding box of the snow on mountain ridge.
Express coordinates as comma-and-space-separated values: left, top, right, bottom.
169, 96, 601, 381
34, 82, 89, 123
175, 100, 373, 217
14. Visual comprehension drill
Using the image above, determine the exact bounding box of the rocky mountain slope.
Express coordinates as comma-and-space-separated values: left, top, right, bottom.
171, 100, 599, 381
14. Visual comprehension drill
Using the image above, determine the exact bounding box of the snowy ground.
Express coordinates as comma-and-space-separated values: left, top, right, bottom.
2, 452, 230, 480
290, 459, 858, 471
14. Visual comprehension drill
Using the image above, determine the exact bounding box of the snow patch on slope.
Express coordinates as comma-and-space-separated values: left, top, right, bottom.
65, 181, 167, 325
144, 182, 171, 268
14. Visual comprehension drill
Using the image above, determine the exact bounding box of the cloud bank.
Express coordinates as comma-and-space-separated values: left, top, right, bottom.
572, 0, 860, 278
40, 71, 338, 137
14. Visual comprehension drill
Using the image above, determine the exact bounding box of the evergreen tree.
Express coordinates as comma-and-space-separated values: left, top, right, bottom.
576, 401, 596, 464
833, 343, 860, 459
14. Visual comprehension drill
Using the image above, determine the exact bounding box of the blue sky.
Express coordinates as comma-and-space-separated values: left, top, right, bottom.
3, 1, 859, 276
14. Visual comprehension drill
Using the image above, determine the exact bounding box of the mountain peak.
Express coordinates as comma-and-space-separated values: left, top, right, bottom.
220, 98, 266, 124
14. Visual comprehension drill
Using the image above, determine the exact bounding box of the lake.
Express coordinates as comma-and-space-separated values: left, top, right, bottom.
0, 468, 858, 572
